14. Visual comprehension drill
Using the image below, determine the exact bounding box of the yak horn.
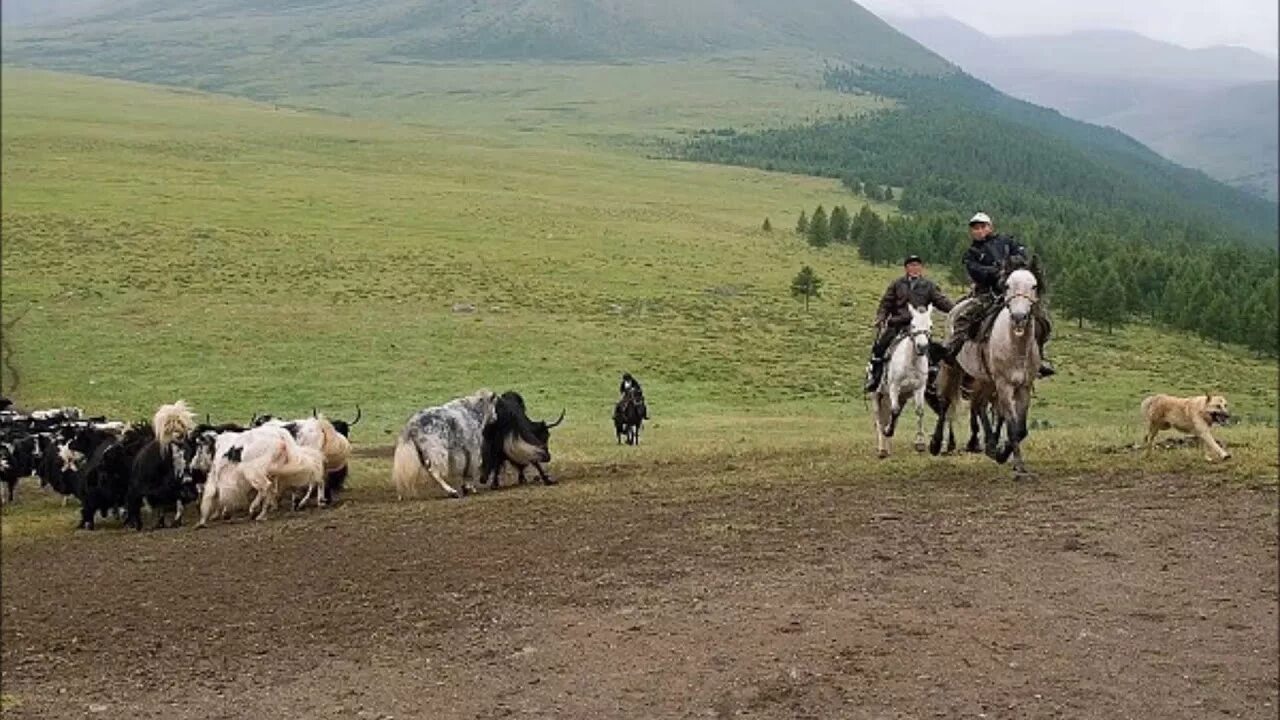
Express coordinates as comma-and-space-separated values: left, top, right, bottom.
350, 406, 362, 427
547, 409, 566, 428
250, 413, 260, 426
312, 407, 318, 418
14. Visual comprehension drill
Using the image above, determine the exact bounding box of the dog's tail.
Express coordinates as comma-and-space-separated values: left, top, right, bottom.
1140, 394, 1156, 419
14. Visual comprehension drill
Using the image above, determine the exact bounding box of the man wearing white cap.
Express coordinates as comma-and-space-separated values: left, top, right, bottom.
942, 212, 1054, 377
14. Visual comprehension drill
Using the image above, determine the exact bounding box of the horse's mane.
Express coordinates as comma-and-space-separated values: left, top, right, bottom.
1001, 254, 1047, 296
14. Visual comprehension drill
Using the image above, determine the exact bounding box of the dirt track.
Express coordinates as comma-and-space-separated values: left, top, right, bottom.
2, 463, 1276, 719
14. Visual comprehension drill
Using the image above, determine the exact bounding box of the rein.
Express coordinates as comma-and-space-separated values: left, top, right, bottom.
1004, 290, 1038, 307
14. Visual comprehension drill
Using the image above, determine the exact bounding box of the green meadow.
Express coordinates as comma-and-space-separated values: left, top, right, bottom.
0, 66, 1275, 543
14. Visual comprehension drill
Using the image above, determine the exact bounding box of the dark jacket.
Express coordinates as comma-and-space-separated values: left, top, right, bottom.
620, 374, 643, 397
964, 233, 1027, 293
875, 275, 954, 326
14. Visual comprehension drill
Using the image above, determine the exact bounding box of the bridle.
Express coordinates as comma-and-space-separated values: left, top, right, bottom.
907, 325, 932, 355
1004, 289, 1038, 307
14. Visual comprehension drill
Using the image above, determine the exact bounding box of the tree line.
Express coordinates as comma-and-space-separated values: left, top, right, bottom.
680, 63, 1278, 356
784, 203, 1279, 356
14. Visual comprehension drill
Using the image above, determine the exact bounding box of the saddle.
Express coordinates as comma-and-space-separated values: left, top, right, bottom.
974, 303, 1003, 344
952, 292, 1003, 345
883, 327, 911, 357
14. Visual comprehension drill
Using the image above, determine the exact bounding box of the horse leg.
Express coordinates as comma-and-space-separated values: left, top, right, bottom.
994, 385, 1023, 466
928, 368, 953, 457
1007, 387, 1034, 478
913, 387, 928, 452
973, 404, 1000, 461
966, 405, 983, 453
874, 395, 890, 459
882, 370, 904, 438
988, 412, 1005, 458
929, 376, 955, 457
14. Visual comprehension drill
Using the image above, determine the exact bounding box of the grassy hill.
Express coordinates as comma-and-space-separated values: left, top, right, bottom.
685, 67, 1279, 246
2, 69, 1277, 487
0, 0, 949, 79
1107, 81, 1279, 202
4, 1, 1273, 237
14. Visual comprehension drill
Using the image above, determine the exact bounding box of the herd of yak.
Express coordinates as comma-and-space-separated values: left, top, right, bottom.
0, 375, 651, 531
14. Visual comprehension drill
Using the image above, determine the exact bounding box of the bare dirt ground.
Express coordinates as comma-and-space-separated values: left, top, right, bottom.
2, 456, 1276, 720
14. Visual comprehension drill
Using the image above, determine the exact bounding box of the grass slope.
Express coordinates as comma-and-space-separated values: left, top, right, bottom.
2, 68, 1276, 483
0, 0, 948, 90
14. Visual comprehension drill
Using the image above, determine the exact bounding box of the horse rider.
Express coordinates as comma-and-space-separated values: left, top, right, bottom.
619, 373, 650, 418
940, 212, 1055, 378
863, 254, 955, 392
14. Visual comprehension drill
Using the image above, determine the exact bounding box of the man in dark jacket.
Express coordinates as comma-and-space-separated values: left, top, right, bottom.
863, 255, 955, 392
941, 212, 1054, 377
619, 373, 649, 419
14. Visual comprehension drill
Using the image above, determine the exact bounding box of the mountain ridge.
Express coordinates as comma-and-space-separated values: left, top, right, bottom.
887, 15, 1280, 201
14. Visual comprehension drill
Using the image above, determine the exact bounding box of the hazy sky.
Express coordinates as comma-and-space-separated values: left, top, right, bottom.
859, 0, 1280, 56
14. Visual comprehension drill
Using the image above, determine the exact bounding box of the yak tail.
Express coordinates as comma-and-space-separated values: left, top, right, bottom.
316, 417, 352, 472
1139, 395, 1156, 418
272, 444, 325, 489
154, 400, 196, 449
391, 436, 427, 500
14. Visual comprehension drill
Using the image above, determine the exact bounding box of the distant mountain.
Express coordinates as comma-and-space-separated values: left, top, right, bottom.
888, 16, 1279, 200
0, 0, 108, 26
1, 0, 950, 71
890, 18, 1277, 86
1, 0, 1273, 244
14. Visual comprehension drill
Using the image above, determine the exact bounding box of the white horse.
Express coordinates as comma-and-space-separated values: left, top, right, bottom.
932, 268, 1040, 478
873, 304, 934, 458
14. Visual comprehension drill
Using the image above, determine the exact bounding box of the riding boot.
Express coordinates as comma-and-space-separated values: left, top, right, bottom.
1037, 342, 1056, 378
941, 333, 966, 364
863, 357, 884, 393
1034, 312, 1055, 378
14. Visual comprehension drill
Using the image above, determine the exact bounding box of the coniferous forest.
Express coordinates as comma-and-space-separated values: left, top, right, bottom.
683, 67, 1279, 356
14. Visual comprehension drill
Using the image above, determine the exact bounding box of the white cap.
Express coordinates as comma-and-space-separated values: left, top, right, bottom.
969, 212, 992, 225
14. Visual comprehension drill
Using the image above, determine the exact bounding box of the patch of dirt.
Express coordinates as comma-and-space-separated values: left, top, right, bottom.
1, 468, 1276, 719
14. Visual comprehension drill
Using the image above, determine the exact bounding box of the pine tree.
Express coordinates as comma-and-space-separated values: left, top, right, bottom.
829, 205, 850, 244
853, 206, 887, 263
1175, 281, 1212, 334
807, 205, 831, 247
851, 205, 875, 244
1055, 265, 1089, 329
762, 217, 773, 232
795, 210, 808, 236
1090, 267, 1127, 333
1200, 293, 1231, 346
884, 186, 894, 201
1261, 273, 1280, 356
790, 265, 823, 312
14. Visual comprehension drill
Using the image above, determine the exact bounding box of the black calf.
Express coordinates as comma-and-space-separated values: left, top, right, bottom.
127, 423, 201, 530
71, 427, 133, 530
482, 392, 562, 488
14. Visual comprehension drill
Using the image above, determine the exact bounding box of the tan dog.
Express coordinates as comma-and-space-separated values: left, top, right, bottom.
1141, 393, 1232, 462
